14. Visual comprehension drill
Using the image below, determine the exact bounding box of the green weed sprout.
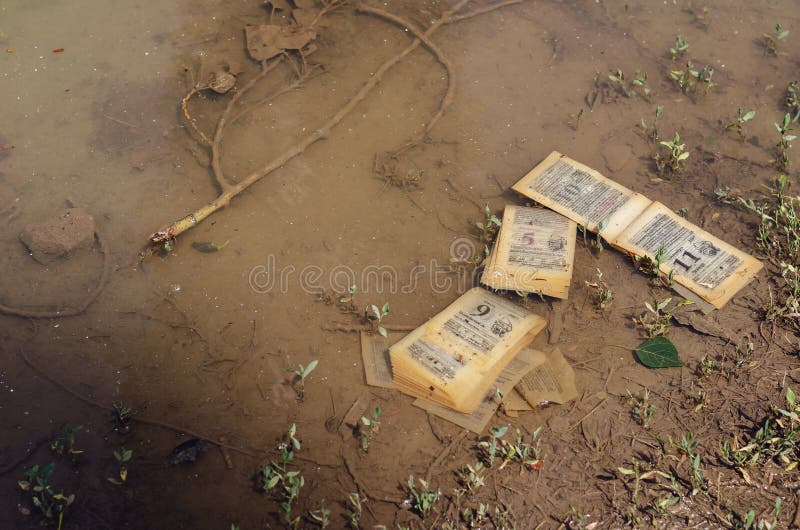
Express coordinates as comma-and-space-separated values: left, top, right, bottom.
775, 112, 796, 171
359, 406, 382, 451
406, 475, 439, 518
365, 303, 389, 337
669, 35, 689, 60
628, 389, 656, 427
261, 424, 305, 528
726, 108, 756, 139
50, 424, 83, 456
479, 425, 508, 466
656, 132, 690, 175
786, 81, 799, 122
764, 23, 790, 54
288, 359, 318, 399
476, 203, 502, 245
309, 499, 331, 528
346, 493, 365, 528
18, 463, 75, 528
109, 448, 132, 485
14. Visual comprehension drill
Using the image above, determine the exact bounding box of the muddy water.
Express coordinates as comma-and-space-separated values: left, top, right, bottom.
1, 0, 799, 528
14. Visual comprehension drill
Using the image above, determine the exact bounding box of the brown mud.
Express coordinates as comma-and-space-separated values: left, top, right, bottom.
1, 1, 799, 529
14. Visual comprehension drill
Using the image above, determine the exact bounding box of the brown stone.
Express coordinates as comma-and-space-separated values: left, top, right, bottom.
19, 208, 96, 264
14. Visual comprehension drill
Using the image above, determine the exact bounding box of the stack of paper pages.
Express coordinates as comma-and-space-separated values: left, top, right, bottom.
481, 205, 577, 299
513, 151, 762, 308
389, 287, 546, 413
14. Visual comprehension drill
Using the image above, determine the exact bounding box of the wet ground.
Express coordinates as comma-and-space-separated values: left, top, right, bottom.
1, 0, 800, 528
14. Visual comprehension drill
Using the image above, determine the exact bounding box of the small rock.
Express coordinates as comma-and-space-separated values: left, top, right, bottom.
602, 143, 634, 173
19, 208, 95, 264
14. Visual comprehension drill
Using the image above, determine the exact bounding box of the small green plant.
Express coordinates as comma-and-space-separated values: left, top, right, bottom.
635, 245, 671, 286
640, 105, 664, 143
261, 424, 305, 528
358, 406, 381, 452
714, 185, 734, 204
18, 463, 75, 529
693, 389, 708, 411
499, 426, 544, 470
455, 462, 486, 494
365, 302, 390, 337
763, 23, 790, 54
607, 68, 651, 98
726, 108, 756, 139
655, 132, 690, 175
461, 503, 490, 528
628, 389, 656, 427
669, 431, 704, 494
287, 359, 318, 399
478, 425, 508, 466
739, 175, 800, 330
585, 268, 613, 309
50, 424, 83, 456
786, 80, 799, 121
669, 35, 689, 60
338, 284, 359, 313
112, 401, 134, 434
346, 492, 365, 529
108, 448, 132, 485
774, 112, 796, 171
698, 355, 720, 377
633, 298, 693, 337
309, 499, 331, 528
406, 475, 439, 519
569, 108, 584, 130
740, 497, 781, 530
669, 61, 714, 96
476, 203, 502, 246
569, 506, 590, 530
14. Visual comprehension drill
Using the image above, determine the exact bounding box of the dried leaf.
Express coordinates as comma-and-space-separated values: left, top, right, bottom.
244, 24, 316, 61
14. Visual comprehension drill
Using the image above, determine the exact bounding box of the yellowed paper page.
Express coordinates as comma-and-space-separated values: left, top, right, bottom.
503, 389, 534, 412
511, 151, 652, 241
414, 348, 546, 433
516, 347, 578, 406
391, 287, 547, 412
612, 202, 763, 308
360, 331, 405, 388
481, 206, 577, 299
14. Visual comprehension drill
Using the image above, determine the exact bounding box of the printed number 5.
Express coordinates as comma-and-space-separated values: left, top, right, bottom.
521, 232, 535, 246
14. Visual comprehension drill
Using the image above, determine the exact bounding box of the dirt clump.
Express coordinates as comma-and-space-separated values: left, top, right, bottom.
19, 208, 96, 264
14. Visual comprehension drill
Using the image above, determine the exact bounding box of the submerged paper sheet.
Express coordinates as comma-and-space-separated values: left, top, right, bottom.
390, 287, 547, 413
512, 151, 762, 309
360, 331, 404, 389
413, 348, 547, 433
515, 347, 578, 406
481, 205, 577, 299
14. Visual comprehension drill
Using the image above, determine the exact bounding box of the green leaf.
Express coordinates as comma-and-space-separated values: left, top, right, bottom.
743, 110, 756, 121
635, 337, 683, 368
302, 359, 318, 379
787, 387, 796, 407
378, 326, 388, 338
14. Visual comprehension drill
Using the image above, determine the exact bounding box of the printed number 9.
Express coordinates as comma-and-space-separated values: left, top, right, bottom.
471, 304, 490, 317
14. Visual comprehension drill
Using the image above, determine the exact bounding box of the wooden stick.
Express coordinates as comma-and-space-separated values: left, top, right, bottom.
210, 58, 284, 192
148, 0, 527, 247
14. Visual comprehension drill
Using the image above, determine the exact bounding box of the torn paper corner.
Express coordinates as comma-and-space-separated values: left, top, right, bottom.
414, 348, 546, 434
515, 347, 578, 406
360, 330, 404, 389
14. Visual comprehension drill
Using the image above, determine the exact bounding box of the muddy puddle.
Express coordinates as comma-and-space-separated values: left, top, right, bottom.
1, 0, 800, 529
